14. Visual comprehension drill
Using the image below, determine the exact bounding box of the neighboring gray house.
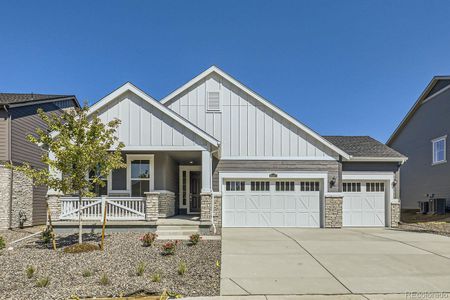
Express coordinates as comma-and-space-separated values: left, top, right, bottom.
388, 76, 450, 210
0, 93, 79, 229
49, 66, 406, 231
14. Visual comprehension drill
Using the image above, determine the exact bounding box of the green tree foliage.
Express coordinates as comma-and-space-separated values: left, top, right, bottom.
8, 104, 125, 243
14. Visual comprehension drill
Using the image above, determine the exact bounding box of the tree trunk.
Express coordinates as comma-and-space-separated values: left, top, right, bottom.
78, 192, 83, 244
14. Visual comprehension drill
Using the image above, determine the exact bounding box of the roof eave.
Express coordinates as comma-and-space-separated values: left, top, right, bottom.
89, 82, 220, 148
345, 156, 408, 164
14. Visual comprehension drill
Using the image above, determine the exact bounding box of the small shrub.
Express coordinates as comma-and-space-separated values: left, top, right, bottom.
151, 273, 161, 283
81, 270, 92, 278
189, 233, 201, 245
41, 228, 52, 244
26, 266, 36, 279
64, 243, 100, 254
99, 273, 110, 286
35, 277, 50, 288
0, 235, 5, 250
140, 232, 157, 247
162, 241, 178, 255
178, 261, 187, 275
136, 262, 145, 276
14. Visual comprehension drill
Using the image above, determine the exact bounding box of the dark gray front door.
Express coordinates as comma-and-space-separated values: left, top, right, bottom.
190, 171, 201, 213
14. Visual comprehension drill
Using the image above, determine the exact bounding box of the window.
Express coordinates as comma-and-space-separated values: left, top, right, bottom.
251, 181, 270, 191
130, 159, 150, 197
225, 181, 246, 191
300, 181, 320, 191
432, 136, 446, 164
207, 91, 221, 111
366, 182, 385, 192
276, 181, 295, 191
343, 182, 361, 192
88, 167, 108, 196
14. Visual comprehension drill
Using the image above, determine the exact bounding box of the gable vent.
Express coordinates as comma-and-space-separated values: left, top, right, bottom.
207, 91, 220, 111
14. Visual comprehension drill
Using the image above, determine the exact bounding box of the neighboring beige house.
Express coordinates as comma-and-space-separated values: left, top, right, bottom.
50, 66, 406, 233
0, 93, 79, 229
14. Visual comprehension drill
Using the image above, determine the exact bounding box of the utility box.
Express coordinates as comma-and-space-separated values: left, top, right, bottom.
419, 201, 429, 214
429, 198, 446, 215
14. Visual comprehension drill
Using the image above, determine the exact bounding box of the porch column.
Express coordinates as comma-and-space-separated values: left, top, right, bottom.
201, 149, 213, 223
201, 150, 212, 193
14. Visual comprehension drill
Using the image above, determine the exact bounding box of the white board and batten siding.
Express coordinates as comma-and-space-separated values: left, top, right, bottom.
96, 91, 209, 150
166, 74, 338, 160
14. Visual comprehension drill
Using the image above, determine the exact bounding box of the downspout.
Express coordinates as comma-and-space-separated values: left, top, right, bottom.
210, 147, 219, 234
3, 105, 13, 229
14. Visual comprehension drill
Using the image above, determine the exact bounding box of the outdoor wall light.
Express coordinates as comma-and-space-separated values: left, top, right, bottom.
392, 179, 398, 187
329, 176, 336, 188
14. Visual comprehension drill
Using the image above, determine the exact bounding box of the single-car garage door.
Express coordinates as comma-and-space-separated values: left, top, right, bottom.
343, 181, 386, 227
223, 180, 321, 227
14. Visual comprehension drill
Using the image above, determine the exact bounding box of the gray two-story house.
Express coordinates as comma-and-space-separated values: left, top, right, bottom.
388, 76, 450, 210
0, 93, 79, 229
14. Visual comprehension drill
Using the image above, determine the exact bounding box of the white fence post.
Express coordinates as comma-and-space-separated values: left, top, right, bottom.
101, 196, 107, 222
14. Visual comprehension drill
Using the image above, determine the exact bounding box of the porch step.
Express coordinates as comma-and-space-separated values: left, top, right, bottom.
156, 224, 199, 240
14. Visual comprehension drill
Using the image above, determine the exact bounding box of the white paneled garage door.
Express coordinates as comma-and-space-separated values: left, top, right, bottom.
223, 180, 321, 227
343, 181, 386, 227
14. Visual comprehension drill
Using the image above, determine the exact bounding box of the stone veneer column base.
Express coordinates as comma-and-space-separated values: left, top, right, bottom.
144, 192, 159, 222
200, 192, 212, 222
324, 194, 343, 228
212, 194, 222, 229
391, 199, 400, 228
157, 191, 176, 218
47, 192, 62, 222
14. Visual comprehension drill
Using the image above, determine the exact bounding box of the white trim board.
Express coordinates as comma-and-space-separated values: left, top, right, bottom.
89, 82, 220, 147
126, 154, 155, 195
218, 171, 329, 193
160, 66, 350, 159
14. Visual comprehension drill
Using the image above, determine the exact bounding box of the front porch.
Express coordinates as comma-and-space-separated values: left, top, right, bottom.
48, 150, 221, 232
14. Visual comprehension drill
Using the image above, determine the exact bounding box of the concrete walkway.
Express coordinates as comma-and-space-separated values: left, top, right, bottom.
220, 228, 450, 297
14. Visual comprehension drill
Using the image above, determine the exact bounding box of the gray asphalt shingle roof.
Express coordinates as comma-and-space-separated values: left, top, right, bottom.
0, 93, 74, 105
323, 136, 406, 158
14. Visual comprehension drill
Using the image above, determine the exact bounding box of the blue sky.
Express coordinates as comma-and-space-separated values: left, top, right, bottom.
1, 0, 450, 142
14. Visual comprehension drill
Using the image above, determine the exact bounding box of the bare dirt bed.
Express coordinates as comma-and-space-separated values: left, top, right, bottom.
0, 232, 221, 300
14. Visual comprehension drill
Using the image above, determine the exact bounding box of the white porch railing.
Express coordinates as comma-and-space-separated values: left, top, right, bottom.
60, 196, 146, 221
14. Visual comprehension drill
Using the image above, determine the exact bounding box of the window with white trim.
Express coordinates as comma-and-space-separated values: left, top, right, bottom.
225, 181, 246, 191
88, 167, 108, 196
366, 182, 385, 192
300, 181, 320, 192
432, 136, 446, 164
275, 181, 295, 191
251, 181, 270, 191
343, 182, 361, 192
130, 159, 150, 197
207, 91, 221, 111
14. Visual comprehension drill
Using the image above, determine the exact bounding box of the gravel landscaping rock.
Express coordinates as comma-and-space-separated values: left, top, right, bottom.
0, 227, 43, 245
398, 222, 450, 237
0, 232, 221, 299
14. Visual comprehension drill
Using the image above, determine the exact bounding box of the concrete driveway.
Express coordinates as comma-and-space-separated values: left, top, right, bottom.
221, 228, 450, 297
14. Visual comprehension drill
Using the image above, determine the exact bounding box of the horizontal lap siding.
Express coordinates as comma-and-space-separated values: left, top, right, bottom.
11, 99, 77, 225
213, 160, 341, 192
389, 87, 450, 209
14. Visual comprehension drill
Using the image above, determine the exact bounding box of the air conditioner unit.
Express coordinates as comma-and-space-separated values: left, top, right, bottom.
419, 201, 429, 214
429, 198, 446, 215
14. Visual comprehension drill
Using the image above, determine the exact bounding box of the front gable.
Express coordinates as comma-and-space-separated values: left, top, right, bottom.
162, 67, 348, 160
91, 83, 219, 151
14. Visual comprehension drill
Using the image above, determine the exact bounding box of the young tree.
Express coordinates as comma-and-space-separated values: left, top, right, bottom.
9, 104, 125, 244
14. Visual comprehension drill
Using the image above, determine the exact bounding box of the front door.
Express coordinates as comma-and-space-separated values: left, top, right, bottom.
189, 171, 201, 213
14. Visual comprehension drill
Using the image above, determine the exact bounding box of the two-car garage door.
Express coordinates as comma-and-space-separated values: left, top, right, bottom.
222, 180, 321, 227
